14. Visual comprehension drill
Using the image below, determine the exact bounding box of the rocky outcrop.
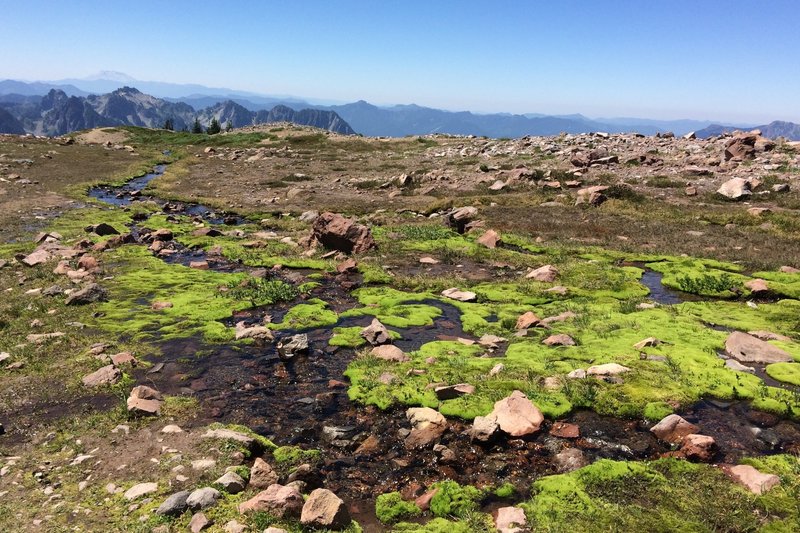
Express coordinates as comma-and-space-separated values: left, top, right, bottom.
311, 212, 376, 254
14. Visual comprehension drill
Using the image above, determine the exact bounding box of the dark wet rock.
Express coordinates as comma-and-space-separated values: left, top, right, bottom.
81, 364, 121, 387
156, 490, 190, 516
215, 472, 246, 494
65, 283, 108, 305
192, 228, 222, 237
187, 487, 221, 511
554, 447, 587, 473
650, 414, 699, 443
85, 222, 120, 236
311, 212, 376, 254
445, 206, 478, 233
238, 484, 304, 517
126, 385, 162, 416
301, 488, 351, 530
434, 383, 475, 400
277, 333, 309, 360
249, 457, 279, 489
549, 421, 580, 439
724, 331, 792, 363
360, 318, 391, 346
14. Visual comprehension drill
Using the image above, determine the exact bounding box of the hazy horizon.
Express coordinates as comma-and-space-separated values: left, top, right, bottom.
2, 0, 798, 124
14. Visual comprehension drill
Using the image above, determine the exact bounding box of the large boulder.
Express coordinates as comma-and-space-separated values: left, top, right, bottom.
300, 488, 351, 530
311, 212, 376, 254
238, 484, 304, 517
716, 177, 752, 200
724, 331, 792, 363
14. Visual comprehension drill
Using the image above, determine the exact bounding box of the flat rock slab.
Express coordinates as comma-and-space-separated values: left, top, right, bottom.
441, 287, 477, 302
725, 464, 781, 494
725, 331, 793, 363
124, 482, 158, 501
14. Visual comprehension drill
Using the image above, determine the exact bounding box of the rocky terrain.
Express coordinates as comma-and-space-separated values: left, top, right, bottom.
0, 88, 355, 137
0, 124, 799, 532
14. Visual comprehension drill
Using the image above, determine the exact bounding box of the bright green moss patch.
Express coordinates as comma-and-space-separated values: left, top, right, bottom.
329, 326, 401, 348
268, 299, 338, 330
206, 423, 276, 456
94, 245, 256, 342
646, 258, 750, 298
392, 516, 494, 533
520, 457, 793, 532
766, 363, 800, 386
271, 445, 322, 467
429, 480, 484, 518
375, 491, 421, 524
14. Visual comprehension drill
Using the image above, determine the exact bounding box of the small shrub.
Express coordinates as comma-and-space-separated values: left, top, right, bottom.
673, 273, 737, 295
224, 278, 299, 306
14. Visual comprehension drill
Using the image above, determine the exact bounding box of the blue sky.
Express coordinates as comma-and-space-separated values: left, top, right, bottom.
2, 0, 799, 122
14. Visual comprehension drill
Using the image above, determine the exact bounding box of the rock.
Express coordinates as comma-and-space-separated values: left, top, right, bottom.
725, 359, 755, 373
110, 351, 136, 366
515, 311, 540, 330
187, 487, 221, 510
747, 207, 771, 217
555, 447, 588, 473
725, 464, 780, 494
744, 279, 769, 294
587, 363, 631, 376
311, 212, 376, 254
477, 229, 501, 248
549, 422, 580, 439
772, 183, 790, 193
575, 185, 609, 206
419, 256, 440, 264
360, 318, 391, 346
489, 363, 505, 376
264, 529, 288, 533
189, 512, 212, 533
238, 484, 304, 517
277, 333, 309, 360
215, 471, 246, 494
223, 520, 248, 533
150, 300, 173, 310
717, 177, 752, 200
495, 506, 527, 533
189, 260, 209, 270
85, 223, 120, 236
65, 283, 108, 305
336, 258, 358, 273
301, 488, 351, 530
235, 321, 274, 341
434, 383, 475, 400
161, 424, 183, 433
650, 414, 699, 443
566, 368, 586, 379
445, 206, 478, 233
540, 311, 577, 325
680, 434, 716, 462
479, 334, 507, 347
249, 457, 279, 489
633, 337, 661, 350
371, 344, 410, 362
192, 459, 217, 471
82, 364, 121, 387
156, 490, 190, 516
202, 428, 263, 455
20, 248, 53, 266
299, 210, 319, 222
492, 390, 544, 437
468, 414, 500, 442
779, 265, 799, 274
124, 482, 158, 501
542, 334, 575, 346
441, 287, 477, 302
724, 134, 758, 161
77, 255, 99, 271
406, 407, 447, 447
747, 330, 791, 342
526, 264, 559, 282
126, 385, 162, 416
724, 331, 792, 363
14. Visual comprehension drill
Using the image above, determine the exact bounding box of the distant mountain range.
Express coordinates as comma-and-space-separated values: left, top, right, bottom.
0, 86, 355, 136
1, 74, 798, 139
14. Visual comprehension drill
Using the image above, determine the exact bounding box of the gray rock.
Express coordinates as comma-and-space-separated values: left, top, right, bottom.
65, 283, 108, 305
156, 490, 191, 516
215, 471, 246, 494
186, 487, 221, 511
277, 333, 309, 360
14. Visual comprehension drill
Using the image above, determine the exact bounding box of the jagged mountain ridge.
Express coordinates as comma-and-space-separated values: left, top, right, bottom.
0, 87, 355, 136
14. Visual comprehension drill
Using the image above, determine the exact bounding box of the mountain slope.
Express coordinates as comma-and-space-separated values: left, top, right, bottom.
0, 107, 25, 134
695, 120, 800, 140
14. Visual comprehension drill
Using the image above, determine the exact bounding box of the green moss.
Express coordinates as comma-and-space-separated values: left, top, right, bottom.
206, 423, 276, 456
766, 363, 800, 386
375, 492, 421, 524
329, 326, 401, 348
268, 299, 338, 330
393, 516, 493, 533
646, 258, 750, 298
643, 401, 675, 421
429, 480, 484, 518
493, 482, 515, 498
160, 396, 199, 418
271, 445, 321, 467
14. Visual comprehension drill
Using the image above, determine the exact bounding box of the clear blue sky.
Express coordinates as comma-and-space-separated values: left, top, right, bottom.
2, 0, 799, 122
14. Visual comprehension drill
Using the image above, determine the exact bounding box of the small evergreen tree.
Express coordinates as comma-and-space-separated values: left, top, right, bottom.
207, 118, 222, 135
225, 120, 233, 133
163, 117, 174, 131
191, 118, 203, 134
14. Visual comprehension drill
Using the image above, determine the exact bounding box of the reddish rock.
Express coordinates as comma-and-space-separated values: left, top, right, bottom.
744, 279, 769, 294
477, 229, 501, 249
515, 311, 540, 330
492, 390, 544, 437
82, 365, 121, 387
151, 300, 173, 310
542, 334, 575, 346
77, 255, 99, 271
680, 434, 716, 462
434, 383, 475, 400
110, 351, 137, 367
414, 488, 438, 511
336, 258, 358, 273
445, 206, 478, 233
249, 457, 279, 489
441, 287, 477, 302
127, 385, 162, 416
311, 212, 376, 254
371, 345, 409, 362
724, 464, 781, 495
549, 421, 580, 439
405, 407, 447, 448
238, 484, 304, 517
650, 414, 699, 443
725, 331, 792, 363
300, 488, 351, 530
526, 264, 559, 282
360, 318, 391, 346
189, 261, 209, 270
